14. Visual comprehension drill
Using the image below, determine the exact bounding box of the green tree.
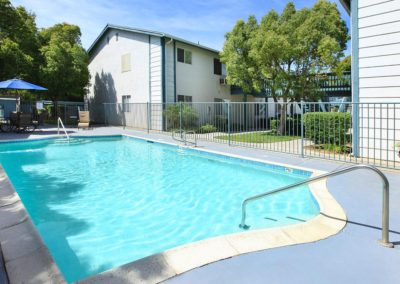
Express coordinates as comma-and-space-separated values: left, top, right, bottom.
220, 15, 259, 101
39, 23, 89, 101
0, 0, 40, 81
222, 0, 349, 134
334, 55, 351, 75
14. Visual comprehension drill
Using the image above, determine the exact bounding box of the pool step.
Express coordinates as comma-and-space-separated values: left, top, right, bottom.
53, 138, 92, 145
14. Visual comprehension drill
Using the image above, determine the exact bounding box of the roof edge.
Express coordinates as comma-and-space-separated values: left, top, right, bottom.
339, 0, 350, 15
87, 24, 221, 56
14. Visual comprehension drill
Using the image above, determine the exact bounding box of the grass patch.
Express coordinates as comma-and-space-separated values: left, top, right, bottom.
305, 144, 351, 154
215, 132, 299, 143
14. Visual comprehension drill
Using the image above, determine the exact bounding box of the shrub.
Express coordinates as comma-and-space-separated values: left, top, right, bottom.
269, 117, 301, 136
304, 112, 351, 145
198, 123, 218, 133
164, 104, 198, 130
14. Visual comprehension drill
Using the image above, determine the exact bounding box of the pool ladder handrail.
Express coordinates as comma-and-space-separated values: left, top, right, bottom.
57, 117, 70, 141
172, 130, 197, 146
239, 164, 393, 248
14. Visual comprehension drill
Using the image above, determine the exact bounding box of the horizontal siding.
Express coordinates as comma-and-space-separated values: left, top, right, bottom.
165, 43, 175, 103
149, 36, 162, 104
359, 10, 400, 28
359, 32, 400, 48
360, 76, 400, 88
360, 65, 400, 77
359, 87, 400, 98
359, 0, 394, 8
359, 0, 400, 18
359, 42, 400, 58
358, 0, 400, 104
359, 53, 400, 67
359, 20, 400, 38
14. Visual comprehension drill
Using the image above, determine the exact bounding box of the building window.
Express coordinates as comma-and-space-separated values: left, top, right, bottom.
122, 95, 131, 112
177, 95, 192, 103
107, 36, 110, 44
116, 32, 119, 41
177, 48, 192, 64
121, 53, 131, 72
214, 58, 222, 75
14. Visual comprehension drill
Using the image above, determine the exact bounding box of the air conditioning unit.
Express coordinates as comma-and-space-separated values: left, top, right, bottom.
219, 78, 228, 85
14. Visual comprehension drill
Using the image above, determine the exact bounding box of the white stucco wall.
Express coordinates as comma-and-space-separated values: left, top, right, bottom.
88, 29, 153, 104
356, 0, 400, 162
175, 42, 231, 103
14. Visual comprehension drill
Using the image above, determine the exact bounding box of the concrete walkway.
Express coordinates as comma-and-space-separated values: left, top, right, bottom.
1, 126, 399, 283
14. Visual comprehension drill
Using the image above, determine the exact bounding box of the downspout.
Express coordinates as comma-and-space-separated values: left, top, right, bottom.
351, 0, 360, 157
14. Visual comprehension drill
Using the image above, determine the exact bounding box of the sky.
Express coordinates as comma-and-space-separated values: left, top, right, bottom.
11, 0, 350, 53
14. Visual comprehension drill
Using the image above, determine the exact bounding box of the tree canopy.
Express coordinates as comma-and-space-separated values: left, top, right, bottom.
0, 0, 89, 101
40, 24, 89, 101
221, 0, 349, 103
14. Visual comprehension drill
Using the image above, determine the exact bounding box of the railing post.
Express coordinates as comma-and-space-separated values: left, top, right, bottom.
381, 181, 391, 246
301, 100, 304, 157
179, 102, 183, 139
103, 103, 107, 126
228, 101, 231, 146
64, 104, 67, 124
147, 102, 150, 133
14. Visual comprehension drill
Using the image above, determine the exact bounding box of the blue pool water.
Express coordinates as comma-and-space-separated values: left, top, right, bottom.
0, 136, 319, 282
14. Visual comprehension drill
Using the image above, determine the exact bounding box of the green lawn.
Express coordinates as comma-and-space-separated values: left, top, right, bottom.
215, 132, 299, 143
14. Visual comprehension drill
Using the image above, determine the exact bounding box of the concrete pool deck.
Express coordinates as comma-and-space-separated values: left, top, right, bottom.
0, 126, 399, 283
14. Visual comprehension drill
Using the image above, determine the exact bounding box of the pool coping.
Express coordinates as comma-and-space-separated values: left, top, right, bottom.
0, 134, 347, 284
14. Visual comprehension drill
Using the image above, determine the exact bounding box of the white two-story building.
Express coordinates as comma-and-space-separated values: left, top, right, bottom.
87, 24, 262, 126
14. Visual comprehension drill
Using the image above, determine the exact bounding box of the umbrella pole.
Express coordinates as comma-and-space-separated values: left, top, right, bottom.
16, 91, 21, 113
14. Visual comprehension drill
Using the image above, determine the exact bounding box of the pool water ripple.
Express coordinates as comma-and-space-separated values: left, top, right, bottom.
0, 137, 319, 282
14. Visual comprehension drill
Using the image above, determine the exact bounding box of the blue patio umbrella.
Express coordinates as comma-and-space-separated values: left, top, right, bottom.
0, 79, 47, 111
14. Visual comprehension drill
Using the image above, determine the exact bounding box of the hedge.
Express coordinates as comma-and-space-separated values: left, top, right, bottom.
304, 112, 351, 145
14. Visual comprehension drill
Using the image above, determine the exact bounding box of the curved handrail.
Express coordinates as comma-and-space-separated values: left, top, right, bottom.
172, 130, 197, 146
183, 130, 197, 146
239, 164, 393, 248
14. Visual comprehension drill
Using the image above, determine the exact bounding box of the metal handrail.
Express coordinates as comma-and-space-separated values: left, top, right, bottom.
239, 164, 393, 248
183, 130, 197, 146
57, 117, 70, 141
172, 130, 197, 146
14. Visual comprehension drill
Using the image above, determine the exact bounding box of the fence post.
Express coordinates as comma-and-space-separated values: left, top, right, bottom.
64, 104, 67, 124
301, 100, 304, 158
103, 104, 107, 126
147, 102, 150, 133
228, 101, 231, 146
179, 102, 183, 138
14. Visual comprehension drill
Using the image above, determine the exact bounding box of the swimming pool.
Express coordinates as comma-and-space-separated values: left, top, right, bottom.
0, 136, 319, 282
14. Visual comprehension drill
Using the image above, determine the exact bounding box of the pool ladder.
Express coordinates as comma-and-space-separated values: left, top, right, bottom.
239, 164, 393, 248
172, 130, 197, 147
57, 117, 70, 142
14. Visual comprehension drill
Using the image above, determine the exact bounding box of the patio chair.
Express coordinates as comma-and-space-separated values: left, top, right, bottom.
78, 111, 90, 130
10, 112, 37, 133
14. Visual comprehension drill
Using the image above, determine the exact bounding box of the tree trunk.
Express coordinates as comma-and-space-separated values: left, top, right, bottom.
278, 103, 287, 135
